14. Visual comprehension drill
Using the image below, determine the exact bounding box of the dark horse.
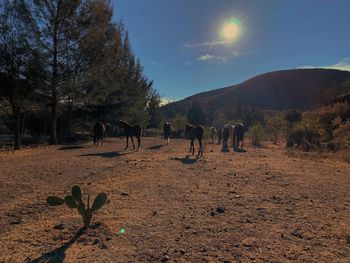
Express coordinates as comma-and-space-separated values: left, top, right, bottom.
233, 123, 244, 149
93, 121, 105, 146
163, 121, 172, 145
185, 124, 204, 157
118, 120, 142, 151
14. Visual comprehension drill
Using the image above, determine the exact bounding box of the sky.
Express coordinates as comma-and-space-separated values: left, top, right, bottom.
113, 0, 350, 102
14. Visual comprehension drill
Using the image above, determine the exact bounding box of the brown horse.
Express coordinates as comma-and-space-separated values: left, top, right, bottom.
185, 124, 204, 157
93, 121, 105, 146
118, 120, 142, 151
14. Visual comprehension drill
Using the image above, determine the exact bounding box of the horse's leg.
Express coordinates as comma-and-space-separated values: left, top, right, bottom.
191, 139, 195, 155
125, 136, 129, 149
137, 137, 141, 151
101, 137, 104, 147
131, 136, 135, 150
197, 138, 203, 157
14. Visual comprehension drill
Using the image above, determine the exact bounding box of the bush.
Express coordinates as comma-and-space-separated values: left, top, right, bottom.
286, 115, 322, 150
249, 124, 265, 146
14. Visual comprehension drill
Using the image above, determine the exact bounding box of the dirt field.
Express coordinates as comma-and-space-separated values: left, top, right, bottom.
0, 137, 349, 263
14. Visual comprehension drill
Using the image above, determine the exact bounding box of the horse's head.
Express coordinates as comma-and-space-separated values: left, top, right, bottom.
185, 124, 193, 135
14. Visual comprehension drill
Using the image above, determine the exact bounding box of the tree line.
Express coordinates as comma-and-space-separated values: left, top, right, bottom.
0, 0, 161, 149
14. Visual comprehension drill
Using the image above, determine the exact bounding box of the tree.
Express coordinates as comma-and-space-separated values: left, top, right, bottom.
0, 0, 41, 149
16, 0, 118, 144
187, 102, 206, 125
147, 90, 162, 128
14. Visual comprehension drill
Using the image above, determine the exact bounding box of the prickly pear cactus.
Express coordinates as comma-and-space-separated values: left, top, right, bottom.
46, 185, 107, 228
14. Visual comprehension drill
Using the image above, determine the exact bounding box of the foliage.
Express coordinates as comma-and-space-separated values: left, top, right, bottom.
286, 113, 322, 150
248, 124, 265, 146
147, 91, 163, 128
266, 112, 287, 144
47, 185, 107, 228
0, 0, 160, 147
187, 102, 206, 125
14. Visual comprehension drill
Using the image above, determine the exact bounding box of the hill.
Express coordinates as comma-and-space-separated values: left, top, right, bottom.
162, 69, 350, 118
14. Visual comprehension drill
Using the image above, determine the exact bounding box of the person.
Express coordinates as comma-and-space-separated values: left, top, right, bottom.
163, 121, 172, 145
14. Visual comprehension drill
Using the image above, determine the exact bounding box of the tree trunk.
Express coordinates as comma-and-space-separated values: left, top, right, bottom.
50, 100, 58, 145
14, 110, 21, 150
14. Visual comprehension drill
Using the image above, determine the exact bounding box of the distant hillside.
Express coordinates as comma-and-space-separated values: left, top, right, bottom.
162, 69, 350, 118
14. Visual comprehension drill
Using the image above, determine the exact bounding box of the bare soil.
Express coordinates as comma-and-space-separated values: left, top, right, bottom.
0, 137, 349, 263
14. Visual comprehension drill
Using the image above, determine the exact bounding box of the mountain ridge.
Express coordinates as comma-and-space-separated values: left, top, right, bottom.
161, 68, 350, 118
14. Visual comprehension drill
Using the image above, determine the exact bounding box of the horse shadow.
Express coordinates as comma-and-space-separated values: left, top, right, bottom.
58, 145, 85, 150
169, 155, 198, 164
234, 147, 247, 153
27, 227, 85, 263
221, 147, 230, 153
79, 150, 134, 158
147, 144, 163, 150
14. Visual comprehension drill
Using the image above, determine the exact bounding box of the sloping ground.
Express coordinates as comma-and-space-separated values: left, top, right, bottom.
0, 138, 349, 262
162, 69, 350, 117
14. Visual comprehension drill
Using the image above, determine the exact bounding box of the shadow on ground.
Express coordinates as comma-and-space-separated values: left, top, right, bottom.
26, 227, 85, 263
79, 150, 134, 158
58, 145, 86, 150
169, 155, 198, 164
147, 144, 163, 150
234, 147, 247, 153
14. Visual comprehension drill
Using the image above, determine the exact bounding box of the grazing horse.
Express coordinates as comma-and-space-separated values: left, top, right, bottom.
93, 121, 105, 146
222, 124, 233, 149
185, 124, 204, 157
208, 127, 216, 144
217, 128, 222, 144
118, 120, 142, 151
233, 123, 245, 149
163, 121, 173, 145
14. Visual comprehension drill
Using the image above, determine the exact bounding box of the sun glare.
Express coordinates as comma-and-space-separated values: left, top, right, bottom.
220, 18, 240, 42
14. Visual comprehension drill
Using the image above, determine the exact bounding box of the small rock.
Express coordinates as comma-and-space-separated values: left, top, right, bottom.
210, 211, 216, 217
152, 211, 157, 216
241, 237, 257, 247
9, 217, 21, 225
161, 255, 170, 262
121, 192, 129, 196
180, 249, 186, 255
53, 223, 64, 230
224, 260, 231, 263
215, 206, 226, 214
291, 229, 303, 239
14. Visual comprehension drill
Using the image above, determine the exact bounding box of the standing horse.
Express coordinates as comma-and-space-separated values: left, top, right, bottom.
93, 121, 105, 146
222, 124, 233, 149
185, 124, 204, 157
208, 127, 216, 144
233, 123, 245, 150
118, 120, 142, 151
163, 121, 173, 145
217, 128, 222, 144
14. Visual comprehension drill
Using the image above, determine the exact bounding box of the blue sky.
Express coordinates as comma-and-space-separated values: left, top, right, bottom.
113, 0, 350, 102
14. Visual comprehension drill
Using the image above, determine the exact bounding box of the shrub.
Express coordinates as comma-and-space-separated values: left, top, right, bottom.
249, 124, 265, 146
47, 185, 107, 228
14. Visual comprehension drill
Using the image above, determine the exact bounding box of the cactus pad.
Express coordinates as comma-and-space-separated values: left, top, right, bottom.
91, 193, 107, 212
47, 196, 65, 206
72, 185, 82, 202
64, 195, 78, 208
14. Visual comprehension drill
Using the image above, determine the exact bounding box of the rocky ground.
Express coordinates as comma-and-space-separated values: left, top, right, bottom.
0, 137, 349, 263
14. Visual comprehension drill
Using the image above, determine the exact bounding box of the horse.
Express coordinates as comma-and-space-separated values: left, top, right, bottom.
222, 124, 233, 149
185, 124, 204, 157
93, 121, 105, 146
163, 121, 172, 145
208, 127, 216, 144
118, 120, 142, 151
233, 123, 245, 150
217, 128, 222, 144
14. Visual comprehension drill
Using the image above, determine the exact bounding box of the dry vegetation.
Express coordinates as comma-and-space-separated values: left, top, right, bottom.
0, 137, 349, 262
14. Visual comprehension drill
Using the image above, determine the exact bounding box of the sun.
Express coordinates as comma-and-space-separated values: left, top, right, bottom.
220, 18, 240, 42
